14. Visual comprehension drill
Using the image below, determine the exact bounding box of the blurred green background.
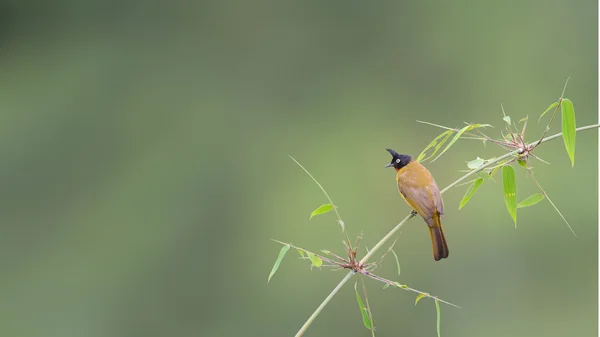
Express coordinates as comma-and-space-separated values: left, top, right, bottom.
0, 1, 597, 337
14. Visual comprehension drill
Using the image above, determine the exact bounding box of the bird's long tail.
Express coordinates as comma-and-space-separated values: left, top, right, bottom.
428, 214, 449, 261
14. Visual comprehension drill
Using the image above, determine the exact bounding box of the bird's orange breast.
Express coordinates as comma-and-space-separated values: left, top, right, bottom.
396, 161, 434, 188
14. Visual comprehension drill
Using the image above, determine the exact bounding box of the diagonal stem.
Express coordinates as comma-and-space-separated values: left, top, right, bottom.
294, 272, 354, 337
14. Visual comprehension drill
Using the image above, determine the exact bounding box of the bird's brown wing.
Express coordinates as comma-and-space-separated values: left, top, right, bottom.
430, 179, 444, 219
397, 163, 444, 225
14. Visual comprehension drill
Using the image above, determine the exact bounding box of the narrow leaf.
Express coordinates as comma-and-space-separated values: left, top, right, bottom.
490, 164, 502, 177
435, 299, 441, 337
467, 123, 493, 128
517, 193, 544, 208
415, 293, 428, 306
310, 204, 334, 219
416, 120, 455, 130
503, 116, 511, 125
431, 125, 471, 162
297, 248, 305, 258
354, 282, 373, 329
539, 101, 559, 123
545, 192, 577, 237
517, 159, 527, 168
477, 171, 495, 181
459, 178, 484, 210
431, 124, 492, 162
502, 165, 517, 226
337, 220, 345, 232
561, 98, 576, 167
306, 252, 323, 267
267, 244, 290, 283
394, 282, 408, 289
467, 157, 485, 170
418, 130, 453, 162
391, 249, 401, 276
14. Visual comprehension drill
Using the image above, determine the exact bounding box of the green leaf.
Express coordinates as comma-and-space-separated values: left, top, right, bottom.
503, 115, 511, 125
517, 159, 527, 168
310, 204, 334, 219
354, 283, 373, 330
561, 99, 576, 167
468, 123, 493, 129
459, 178, 484, 210
517, 193, 544, 208
477, 171, 495, 181
430, 125, 471, 162
433, 124, 491, 162
467, 157, 485, 170
417, 130, 453, 162
267, 244, 290, 283
538, 101, 559, 122
382, 283, 390, 289
490, 164, 502, 176
391, 249, 401, 276
306, 252, 323, 267
502, 165, 517, 226
393, 282, 408, 289
415, 293, 428, 306
435, 299, 441, 337
297, 248, 305, 258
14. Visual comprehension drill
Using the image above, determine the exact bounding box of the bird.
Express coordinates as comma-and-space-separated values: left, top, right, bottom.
385, 148, 449, 261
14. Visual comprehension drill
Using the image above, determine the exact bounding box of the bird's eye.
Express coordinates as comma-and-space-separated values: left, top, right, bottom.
396, 159, 401, 163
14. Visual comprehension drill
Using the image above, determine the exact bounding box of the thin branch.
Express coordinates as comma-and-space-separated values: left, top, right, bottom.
533, 98, 562, 149
360, 276, 376, 337
294, 271, 355, 337
288, 156, 354, 252
363, 271, 460, 308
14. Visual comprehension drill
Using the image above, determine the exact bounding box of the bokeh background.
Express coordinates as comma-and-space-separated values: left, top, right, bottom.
0, 1, 597, 337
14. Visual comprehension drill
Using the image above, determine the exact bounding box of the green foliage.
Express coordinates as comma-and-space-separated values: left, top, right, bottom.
268, 244, 290, 283
416, 122, 491, 163
310, 204, 334, 219
539, 101, 559, 122
502, 165, 517, 226
431, 124, 491, 162
417, 130, 453, 162
459, 178, 484, 210
467, 157, 485, 169
517, 193, 545, 208
354, 282, 373, 330
415, 293, 427, 306
306, 252, 323, 267
394, 282, 408, 289
435, 300, 441, 337
391, 249, 401, 276
561, 98, 576, 167
297, 248, 305, 257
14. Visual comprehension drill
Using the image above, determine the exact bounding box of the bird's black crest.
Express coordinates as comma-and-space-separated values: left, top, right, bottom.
386, 148, 412, 170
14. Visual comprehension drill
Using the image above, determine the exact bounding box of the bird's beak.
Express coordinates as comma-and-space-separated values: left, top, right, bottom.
384, 163, 394, 168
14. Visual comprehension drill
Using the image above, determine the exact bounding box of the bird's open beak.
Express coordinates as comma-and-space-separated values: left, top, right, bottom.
384, 163, 394, 168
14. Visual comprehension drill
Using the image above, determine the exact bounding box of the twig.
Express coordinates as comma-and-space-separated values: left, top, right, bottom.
289, 156, 355, 253
294, 272, 355, 337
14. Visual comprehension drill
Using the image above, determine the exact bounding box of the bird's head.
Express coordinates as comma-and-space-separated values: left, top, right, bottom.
385, 149, 412, 171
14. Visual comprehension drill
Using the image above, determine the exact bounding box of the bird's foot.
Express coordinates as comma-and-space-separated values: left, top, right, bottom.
410, 210, 418, 216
